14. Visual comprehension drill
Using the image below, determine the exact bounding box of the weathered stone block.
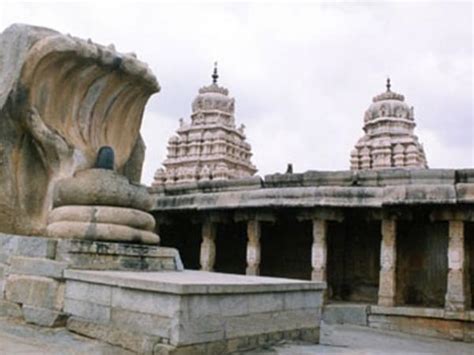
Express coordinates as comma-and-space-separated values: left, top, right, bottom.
0, 253, 9, 264
111, 308, 171, 338
0, 263, 6, 279
64, 299, 110, 323
0, 299, 22, 318
112, 288, 180, 317
0, 263, 7, 295
185, 295, 221, 318
218, 295, 250, 317
22, 305, 67, 327
323, 304, 369, 326
368, 314, 472, 341
284, 291, 322, 310
67, 317, 159, 353
248, 293, 284, 313
9, 256, 67, 279
65, 280, 112, 306
64, 269, 325, 350
172, 315, 225, 346
56, 239, 182, 271
4, 275, 63, 310
225, 309, 317, 338
0, 234, 56, 259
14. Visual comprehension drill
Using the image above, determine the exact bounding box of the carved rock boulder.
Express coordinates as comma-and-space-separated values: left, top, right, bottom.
0, 24, 159, 235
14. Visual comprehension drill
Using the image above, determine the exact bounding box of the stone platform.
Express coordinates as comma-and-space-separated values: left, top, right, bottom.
323, 303, 474, 342
63, 270, 325, 354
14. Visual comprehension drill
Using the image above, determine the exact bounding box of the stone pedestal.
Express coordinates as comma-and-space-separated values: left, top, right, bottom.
246, 220, 261, 276
46, 169, 159, 245
200, 221, 216, 271
64, 270, 324, 354
311, 219, 327, 283
378, 219, 397, 307
445, 220, 471, 311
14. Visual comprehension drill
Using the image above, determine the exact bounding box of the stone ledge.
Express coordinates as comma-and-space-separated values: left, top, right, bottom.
152, 184, 473, 212
64, 270, 325, 295
58, 240, 179, 258
150, 169, 474, 212
323, 303, 369, 326
5, 275, 64, 310
0, 234, 56, 260
0, 299, 22, 318
368, 314, 474, 342
9, 256, 67, 279
154, 186, 384, 211
22, 305, 67, 327
370, 305, 474, 321
67, 316, 161, 353
56, 240, 183, 272
149, 176, 263, 196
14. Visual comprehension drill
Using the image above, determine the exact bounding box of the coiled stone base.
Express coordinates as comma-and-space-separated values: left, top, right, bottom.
46, 169, 159, 245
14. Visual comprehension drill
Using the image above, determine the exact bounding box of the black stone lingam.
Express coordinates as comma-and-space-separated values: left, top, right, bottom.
95, 146, 115, 170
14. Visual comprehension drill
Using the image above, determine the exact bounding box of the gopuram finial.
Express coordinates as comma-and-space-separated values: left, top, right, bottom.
212, 61, 218, 84
386, 77, 391, 92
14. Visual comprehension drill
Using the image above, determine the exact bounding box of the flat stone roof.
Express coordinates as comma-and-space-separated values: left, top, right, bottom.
150, 169, 474, 211
64, 270, 325, 295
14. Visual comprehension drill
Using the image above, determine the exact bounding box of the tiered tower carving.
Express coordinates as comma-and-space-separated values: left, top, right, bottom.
350, 79, 428, 170
153, 64, 257, 185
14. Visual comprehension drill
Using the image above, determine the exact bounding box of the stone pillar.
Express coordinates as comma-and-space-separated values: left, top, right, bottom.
311, 219, 327, 283
378, 219, 397, 307
246, 220, 261, 276
445, 220, 471, 311
200, 220, 216, 271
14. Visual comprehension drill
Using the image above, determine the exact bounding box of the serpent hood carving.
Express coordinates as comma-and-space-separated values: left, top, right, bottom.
0, 24, 159, 235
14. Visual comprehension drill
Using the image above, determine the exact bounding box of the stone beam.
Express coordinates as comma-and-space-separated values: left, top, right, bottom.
298, 208, 344, 222
430, 208, 474, 222
233, 210, 276, 223
192, 212, 232, 224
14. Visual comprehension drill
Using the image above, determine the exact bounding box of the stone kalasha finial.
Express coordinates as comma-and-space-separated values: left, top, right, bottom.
212, 61, 218, 84
386, 77, 391, 92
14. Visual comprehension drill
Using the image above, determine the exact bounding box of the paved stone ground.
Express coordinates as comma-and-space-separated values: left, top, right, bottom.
0, 317, 473, 354
0, 317, 132, 355
246, 322, 474, 354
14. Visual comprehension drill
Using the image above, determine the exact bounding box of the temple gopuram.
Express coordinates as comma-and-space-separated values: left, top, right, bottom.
153, 64, 256, 186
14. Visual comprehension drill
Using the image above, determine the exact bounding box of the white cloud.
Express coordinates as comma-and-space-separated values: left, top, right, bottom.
1, 1, 472, 184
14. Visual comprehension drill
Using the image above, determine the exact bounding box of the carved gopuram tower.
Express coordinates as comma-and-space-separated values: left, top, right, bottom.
350, 79, 428, 170
153, 64, 257, 185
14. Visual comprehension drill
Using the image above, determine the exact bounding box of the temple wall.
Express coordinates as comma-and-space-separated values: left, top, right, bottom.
396, 221, 448, 307
467, 222, 474, 308
215, 222, 247, 274
151, 169, 474, 343
158, 216, 201, 270
260, 217, 312, 280
327, 219, 381, 303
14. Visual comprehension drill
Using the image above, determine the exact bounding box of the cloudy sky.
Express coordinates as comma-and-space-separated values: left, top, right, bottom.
1, 1, 472, 184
